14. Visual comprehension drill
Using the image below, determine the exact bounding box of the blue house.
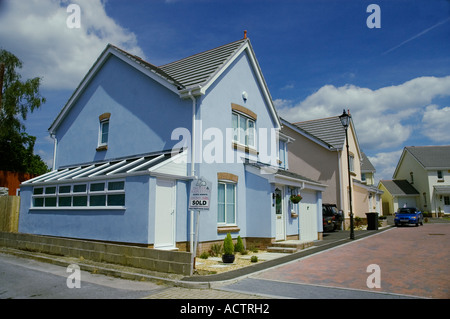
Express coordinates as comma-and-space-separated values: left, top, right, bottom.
19, 36, 326, 253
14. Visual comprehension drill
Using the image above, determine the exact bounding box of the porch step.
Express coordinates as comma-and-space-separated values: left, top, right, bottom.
267, 240, 313, 253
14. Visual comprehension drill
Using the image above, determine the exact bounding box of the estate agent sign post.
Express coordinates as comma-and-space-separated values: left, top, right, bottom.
189, 177, 211, 274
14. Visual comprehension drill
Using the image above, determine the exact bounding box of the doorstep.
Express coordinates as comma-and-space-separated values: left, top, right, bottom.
267, 240, 314, 253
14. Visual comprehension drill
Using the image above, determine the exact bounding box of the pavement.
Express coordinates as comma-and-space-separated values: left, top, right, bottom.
1, 217, 449, 299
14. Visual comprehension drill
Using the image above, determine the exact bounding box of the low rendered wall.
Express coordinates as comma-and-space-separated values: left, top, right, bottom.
0, 232, 192, 276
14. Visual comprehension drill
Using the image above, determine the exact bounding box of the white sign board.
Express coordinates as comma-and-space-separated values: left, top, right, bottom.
189, 177, 211, 210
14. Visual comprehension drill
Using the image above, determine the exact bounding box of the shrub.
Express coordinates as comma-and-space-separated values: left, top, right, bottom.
223, 233, 234, 256
199, 251, 209, 259
234, 236, 244, 253
250, 256, 258, 263
209, 243, 223, 257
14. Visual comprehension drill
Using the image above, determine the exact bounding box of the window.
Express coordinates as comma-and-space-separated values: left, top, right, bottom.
232, 112, 256, 148
349, 154, 355, 173
31, 180, 125, 209
97, 113, 111, 151
437, 170, 444, 181
278, 140, 287, 169
218, 182, 236, 225
99, 120, 109, 146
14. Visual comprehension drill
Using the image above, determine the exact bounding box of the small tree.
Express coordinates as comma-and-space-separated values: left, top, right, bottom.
223, 233, 234, 256
234, 235, 244, 253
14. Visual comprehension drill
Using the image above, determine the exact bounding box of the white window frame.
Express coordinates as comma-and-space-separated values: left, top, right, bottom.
98, 119, 109, 147
349, 154, 355, 173
278, 139, 288, 169
232, 112, 256, 149
31, 180, 125, 210
217, 181, 237, 226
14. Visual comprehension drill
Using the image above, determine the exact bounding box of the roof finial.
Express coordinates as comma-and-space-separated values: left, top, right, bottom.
244, 30, 247, 39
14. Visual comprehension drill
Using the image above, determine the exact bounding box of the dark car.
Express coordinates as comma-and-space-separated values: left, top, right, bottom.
322, 204, 343, 232
394, 207, 424, 227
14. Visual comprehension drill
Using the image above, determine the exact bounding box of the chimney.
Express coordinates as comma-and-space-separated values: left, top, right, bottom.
244, 30, 247, 39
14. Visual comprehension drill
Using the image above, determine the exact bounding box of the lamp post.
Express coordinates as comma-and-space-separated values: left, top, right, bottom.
339, 109, 355, 240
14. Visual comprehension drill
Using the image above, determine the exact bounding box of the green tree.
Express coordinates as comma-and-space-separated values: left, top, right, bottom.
0, 49, 48, 175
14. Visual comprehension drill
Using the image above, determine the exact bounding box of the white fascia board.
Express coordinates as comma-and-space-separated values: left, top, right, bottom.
281, 119, 333, 151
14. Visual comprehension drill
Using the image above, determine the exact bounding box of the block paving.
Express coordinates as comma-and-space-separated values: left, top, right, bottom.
254, 223, 450, 299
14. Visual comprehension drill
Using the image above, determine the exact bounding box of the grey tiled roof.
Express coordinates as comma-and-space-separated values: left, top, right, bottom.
293, 116, 346, 149
361, 152, 376, 173
380, 180, 419, 196
406, 145, 450, 168
159, 38, 248, 89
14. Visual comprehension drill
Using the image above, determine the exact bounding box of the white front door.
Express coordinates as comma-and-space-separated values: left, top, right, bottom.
154, 179, 176, 249
299, 191, 318, 242
444, 196, 450, 214
275, 187, 285, 241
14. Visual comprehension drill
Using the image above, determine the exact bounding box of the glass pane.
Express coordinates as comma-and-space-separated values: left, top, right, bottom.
73, 196, 88, 206
226, 204, 235, 224
90, 195, 106, 206
101, 122, 109, 144
34, 197, 44, 207
217, 183, 225, 223
59, 185, 71, 194
90, 182, 105, 192
58, 197, 72, 207
218, 203, 225, 223
45, 187, 56, 194
247, 120, 255, 147
108, 194, 125, 206
33, 187, 43, 195
232, 113, 238, 142
226, 184, 235, 224
218, 183, 225, 203
44, 197, 57, 207
239, 116, 246, 145
108, 181, 124, 191
226, 184, 235, 205
73, 184, 87, 193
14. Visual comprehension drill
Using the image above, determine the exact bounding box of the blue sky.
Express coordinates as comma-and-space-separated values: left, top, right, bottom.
1, 0, 449, 182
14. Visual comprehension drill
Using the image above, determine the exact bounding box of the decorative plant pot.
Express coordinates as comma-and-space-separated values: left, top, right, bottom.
290, 195, 302, 204
222, 254, 235, 263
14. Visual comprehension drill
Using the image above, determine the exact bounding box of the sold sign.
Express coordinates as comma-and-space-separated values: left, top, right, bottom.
189, 177, 211, 210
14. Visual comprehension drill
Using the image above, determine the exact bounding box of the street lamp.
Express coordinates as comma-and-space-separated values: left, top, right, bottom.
339, 109, 355, 240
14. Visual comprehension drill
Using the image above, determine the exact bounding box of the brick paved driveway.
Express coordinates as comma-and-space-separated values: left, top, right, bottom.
253, 224, 450, 298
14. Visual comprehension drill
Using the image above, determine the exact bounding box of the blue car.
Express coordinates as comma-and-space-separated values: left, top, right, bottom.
394, 207, 424, 227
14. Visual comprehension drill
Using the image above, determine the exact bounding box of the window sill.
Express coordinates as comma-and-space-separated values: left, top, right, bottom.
217, 226, 240, 234
232, 142, 258, 155
96, 145, 108, 151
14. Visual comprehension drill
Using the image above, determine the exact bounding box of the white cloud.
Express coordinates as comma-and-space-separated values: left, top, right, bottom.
0, 0, 144, 89
422, 105, 450, 143
367, 150, 403, 183
276, 75, 450, 150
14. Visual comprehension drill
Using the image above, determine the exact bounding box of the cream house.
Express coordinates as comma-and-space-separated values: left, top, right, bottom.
390, 145, 450, 216
378, 179, 420, 215
280, 115, 382, 226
